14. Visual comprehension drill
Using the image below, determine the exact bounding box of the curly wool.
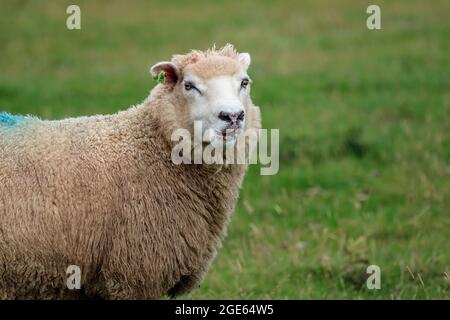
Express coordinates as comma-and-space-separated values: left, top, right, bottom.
0, 46, 261, 299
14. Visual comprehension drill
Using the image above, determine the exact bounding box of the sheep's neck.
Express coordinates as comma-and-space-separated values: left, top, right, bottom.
137, 91, 248, 223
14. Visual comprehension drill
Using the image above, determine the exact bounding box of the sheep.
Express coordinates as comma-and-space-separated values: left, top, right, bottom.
0, 44, 261, 299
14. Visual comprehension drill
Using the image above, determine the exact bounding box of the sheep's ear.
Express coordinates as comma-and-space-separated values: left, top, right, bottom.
238, 53, 251, 71
150, 61, 180, 86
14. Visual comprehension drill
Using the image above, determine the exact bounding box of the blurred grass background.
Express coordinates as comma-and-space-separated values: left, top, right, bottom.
0, 0, 449, 299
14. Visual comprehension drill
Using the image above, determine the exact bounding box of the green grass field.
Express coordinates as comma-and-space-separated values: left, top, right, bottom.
1, 0, 448, 299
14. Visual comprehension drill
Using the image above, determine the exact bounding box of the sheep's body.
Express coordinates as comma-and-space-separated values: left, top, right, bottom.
0, 64, 261, 298
0, 104, 258, 299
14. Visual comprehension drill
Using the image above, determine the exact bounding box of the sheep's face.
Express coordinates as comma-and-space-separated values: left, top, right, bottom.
151, 52, 252, 147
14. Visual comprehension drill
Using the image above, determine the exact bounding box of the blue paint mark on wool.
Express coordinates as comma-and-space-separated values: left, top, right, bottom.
0, 112, 28, 126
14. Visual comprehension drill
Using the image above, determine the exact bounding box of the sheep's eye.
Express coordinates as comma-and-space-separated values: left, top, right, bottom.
241, 78, 250, 88
184, 81, 201, 94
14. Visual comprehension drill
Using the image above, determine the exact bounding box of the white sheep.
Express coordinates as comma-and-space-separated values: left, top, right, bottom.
0, 44, 261, 299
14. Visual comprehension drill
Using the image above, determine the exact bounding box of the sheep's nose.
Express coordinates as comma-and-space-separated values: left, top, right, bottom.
218, 110, 245, 123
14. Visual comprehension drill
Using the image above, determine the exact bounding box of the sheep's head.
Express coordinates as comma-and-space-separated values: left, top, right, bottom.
150, 44, 254, 147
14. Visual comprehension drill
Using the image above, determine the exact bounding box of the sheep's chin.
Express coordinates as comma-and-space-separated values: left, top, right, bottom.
202, 129, 230, 145
211, 135, 237, 149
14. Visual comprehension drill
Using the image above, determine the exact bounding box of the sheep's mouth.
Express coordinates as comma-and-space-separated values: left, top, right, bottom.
216, 129, 239, 142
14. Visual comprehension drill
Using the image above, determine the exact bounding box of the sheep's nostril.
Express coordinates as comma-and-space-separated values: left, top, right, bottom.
218, 111, 245, 123
218, 111, 231, 122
